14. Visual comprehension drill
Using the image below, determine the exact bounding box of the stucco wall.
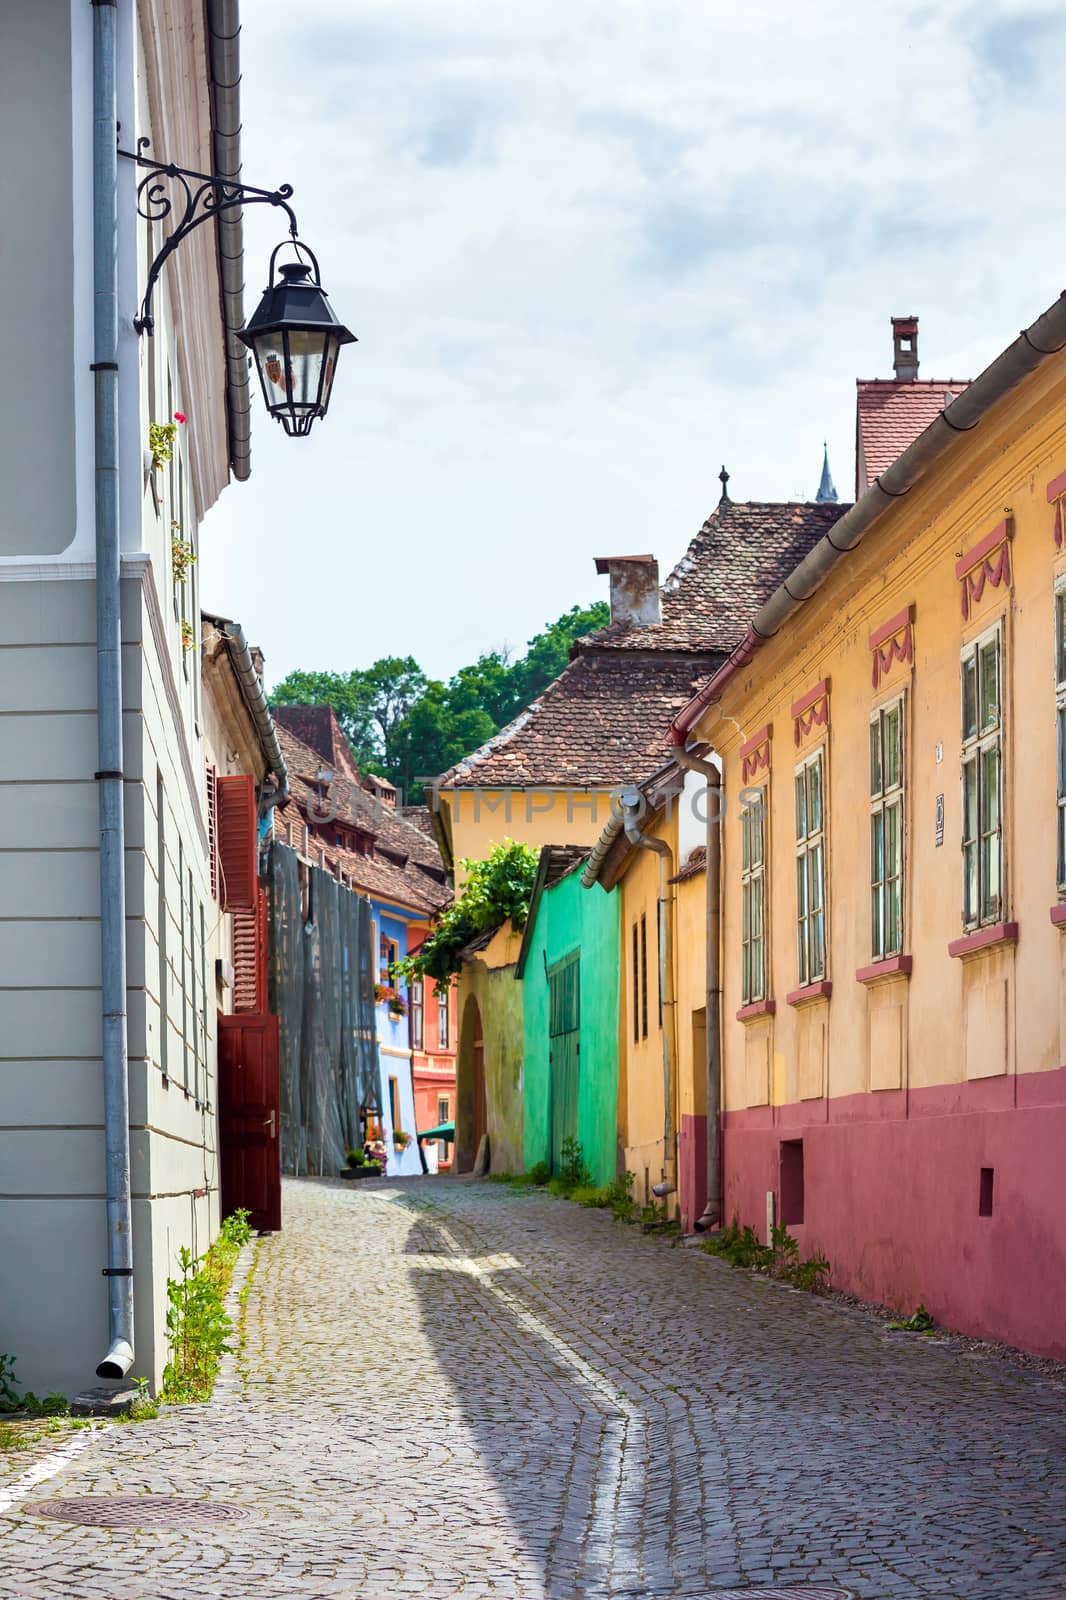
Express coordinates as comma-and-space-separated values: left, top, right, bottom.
455, 960, 525, 1175
521, 870, 620, 1185
443, 789, 616, 889
704, 346, 1066, 1355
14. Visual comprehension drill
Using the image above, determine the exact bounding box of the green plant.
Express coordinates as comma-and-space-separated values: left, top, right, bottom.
161, 1210, 249, 1403
0, 1353, 21, 1412
388, 995, 407, 1018
528, 1160, 551, 1186
701, 1217, 830, 1292
396, 840, 539, 993
149, 420, 178, 471
392, 1129, 411, 1148
170, 530, 196, 583
887, 1303, 936, 1334
570, 1184, 609, 1207
0, 1422, 29, 1453
558, 1136, 591, 1193
603, 1170, 637, 1221
116, 1376, 159, 1424
346, 1148, 366, 1168
180, 618, 197, 654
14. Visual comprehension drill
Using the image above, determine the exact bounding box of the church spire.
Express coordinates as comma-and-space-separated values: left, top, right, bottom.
816, 443, 838, 504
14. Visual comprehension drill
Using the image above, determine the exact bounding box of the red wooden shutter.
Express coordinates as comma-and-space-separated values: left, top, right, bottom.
206, 764, 219, 899
232, 885, 267, 1013
217, 774, 257, 911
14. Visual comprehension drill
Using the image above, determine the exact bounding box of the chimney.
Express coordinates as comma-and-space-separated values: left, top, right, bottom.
892, 315, 919, 382
594, 555, 661, 626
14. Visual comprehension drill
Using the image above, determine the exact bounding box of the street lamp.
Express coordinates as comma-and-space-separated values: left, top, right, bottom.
118, 138, 355, 437
239, 243, 356, 437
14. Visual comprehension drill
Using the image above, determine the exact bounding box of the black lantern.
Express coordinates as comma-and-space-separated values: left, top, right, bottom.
239, 241, 356, 437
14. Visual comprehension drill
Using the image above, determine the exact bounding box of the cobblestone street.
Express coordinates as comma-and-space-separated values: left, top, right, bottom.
1, 1176, 1064, 1599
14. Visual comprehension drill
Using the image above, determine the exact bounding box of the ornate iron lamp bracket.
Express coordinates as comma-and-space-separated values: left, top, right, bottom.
117, 137, 300, 336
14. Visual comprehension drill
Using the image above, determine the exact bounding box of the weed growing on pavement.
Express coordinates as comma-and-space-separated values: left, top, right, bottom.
0, 1353, 21, 1411
0, 1421, 29, 1452
162, 1209, 251, 1403
702, 1217, 830, 1293
887, 1303, 936, 1334
236, 1236, 264, 1387
558, 1137, 591, 1191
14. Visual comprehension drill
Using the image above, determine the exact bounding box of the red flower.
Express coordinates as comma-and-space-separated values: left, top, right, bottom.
173, 411, 186, 424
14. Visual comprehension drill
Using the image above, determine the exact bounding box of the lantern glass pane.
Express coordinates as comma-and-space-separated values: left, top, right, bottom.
253, 333, 290, 414
285, 330, 331, 415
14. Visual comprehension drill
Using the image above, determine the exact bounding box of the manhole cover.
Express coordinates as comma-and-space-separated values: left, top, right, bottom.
30, 1496, 248, 1528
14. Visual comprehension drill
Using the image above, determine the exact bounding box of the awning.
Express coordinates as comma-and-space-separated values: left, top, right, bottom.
417, 1121, 455, 1142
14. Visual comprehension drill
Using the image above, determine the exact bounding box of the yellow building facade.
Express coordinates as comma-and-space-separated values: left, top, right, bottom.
687, 315, 1066, 1356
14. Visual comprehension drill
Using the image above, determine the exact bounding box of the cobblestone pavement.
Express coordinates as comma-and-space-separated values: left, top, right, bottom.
1, 1176, 1064, 1599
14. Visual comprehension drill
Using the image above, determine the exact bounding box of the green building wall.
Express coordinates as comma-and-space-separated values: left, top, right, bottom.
521, 872, 620, 1186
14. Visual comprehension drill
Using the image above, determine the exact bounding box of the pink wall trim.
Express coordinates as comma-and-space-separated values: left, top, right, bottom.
678, 1112, 708, 1234
855, 954, 913, 984
739, 725, 772, 761
722, 1065, 1066, 1358
786, 979, 833, 1007
947, 921, 1018, 958
1046, 467, 1066, 502
790, 678, 830, 719
736, 998, 776, 1021
868, 604, 914, 651
1050, 903, 1066, 927
954, 519, 1010, 579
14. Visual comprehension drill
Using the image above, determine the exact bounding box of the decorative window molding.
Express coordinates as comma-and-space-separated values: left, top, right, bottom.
740, 725, 771, 783
791, 679, 830, 747
1046, 469, 1066, 549
948, 921, 1017, 959
856, 954, 913, 985
868, 606, 914, 689
955, 520, 1012, 622
737, 998, 776, 1022
786, 979, 833, 1008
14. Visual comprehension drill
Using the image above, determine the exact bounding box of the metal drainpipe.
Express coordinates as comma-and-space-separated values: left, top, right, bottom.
619, 788, 678, 1198
673, 748, 723, 1230
93, 0, 135, 1381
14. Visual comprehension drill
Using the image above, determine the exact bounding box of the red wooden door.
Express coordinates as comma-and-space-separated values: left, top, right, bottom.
218, 1012, 281, 1232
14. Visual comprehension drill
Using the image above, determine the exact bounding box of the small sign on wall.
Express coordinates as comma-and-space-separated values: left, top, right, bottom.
935, 793, 945, 847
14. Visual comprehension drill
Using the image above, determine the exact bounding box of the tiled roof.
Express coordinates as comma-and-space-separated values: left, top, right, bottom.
668, 845, 707, 885
439, 651, 714, 789
588, 500, 851, 655
855, 378, 970, 496
273, 704, 361, 785
439, 500, 849, 790
272, 719, 450, 914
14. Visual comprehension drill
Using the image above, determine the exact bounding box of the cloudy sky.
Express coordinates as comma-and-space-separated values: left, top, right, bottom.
201, 0, 1066, 688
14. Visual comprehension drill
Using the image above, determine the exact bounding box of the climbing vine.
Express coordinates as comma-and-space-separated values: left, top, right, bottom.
397, 839, 539, 993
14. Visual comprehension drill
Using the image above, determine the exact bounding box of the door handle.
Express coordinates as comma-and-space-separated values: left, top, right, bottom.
263, 1110, 276, 1139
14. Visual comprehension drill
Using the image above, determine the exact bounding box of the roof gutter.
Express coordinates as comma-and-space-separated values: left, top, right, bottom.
206, 0, 251, 482
221, 622, 289, 811
670, 289, 1066, 745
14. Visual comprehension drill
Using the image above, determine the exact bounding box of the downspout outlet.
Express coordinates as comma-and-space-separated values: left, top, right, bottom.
96, 1338, 135, 1380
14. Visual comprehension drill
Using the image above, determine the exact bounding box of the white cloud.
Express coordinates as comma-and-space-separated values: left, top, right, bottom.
200, 0, 1066, 684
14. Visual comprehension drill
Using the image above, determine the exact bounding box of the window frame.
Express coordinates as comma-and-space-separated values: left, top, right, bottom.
437, 987, 450, 1050
639, 913, 649, 1040
794, 748, 827, 987
740, 785, 768, 1004
960, 621, 1004, 930
410, 978, 424, 1051
869, 695, 906, 961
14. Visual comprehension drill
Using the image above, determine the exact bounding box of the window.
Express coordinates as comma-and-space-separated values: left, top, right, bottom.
379, 933, 399, 986
388, 1075, 400, 1129
437, 1095, 450, 1124
961, 626, 1003, 927
780, 1139, 804, 1226
794, 750, 826, 985
632, 923, 639, 1043
640, 913, 649, 1039
869, 699, 905, 959
1056, 585, 1066, 891
437, 987, 450, 1049
410, 979, 424, 1050
740, 788, 767, 1003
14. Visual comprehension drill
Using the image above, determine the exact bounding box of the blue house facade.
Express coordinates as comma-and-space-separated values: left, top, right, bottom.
370, 899, 424, 1178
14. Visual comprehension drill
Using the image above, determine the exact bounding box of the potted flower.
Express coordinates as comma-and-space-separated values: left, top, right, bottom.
373, 982, 392, 1004
387, 994, 407, 1020
392, 1129, 411, 1151
171, 525, 196, 584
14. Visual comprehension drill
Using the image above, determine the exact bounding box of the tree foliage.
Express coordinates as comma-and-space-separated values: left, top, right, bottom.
270, 601, 608, 801
397, 841, 540, 992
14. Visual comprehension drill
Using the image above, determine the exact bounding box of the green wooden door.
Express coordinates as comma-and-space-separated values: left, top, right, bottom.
548, 954, 580, 1172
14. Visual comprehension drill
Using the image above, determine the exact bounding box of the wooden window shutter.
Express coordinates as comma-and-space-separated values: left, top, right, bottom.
206, 764, 219, 900
217, 773, 257, 911
233, 884, 267, 1013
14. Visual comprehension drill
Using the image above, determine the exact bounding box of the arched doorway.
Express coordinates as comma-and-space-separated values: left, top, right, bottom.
457, 993, 487, 1173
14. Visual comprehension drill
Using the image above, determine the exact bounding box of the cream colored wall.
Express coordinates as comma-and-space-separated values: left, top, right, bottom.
442, 788, 616, 887
706, 352, 1066, 1116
